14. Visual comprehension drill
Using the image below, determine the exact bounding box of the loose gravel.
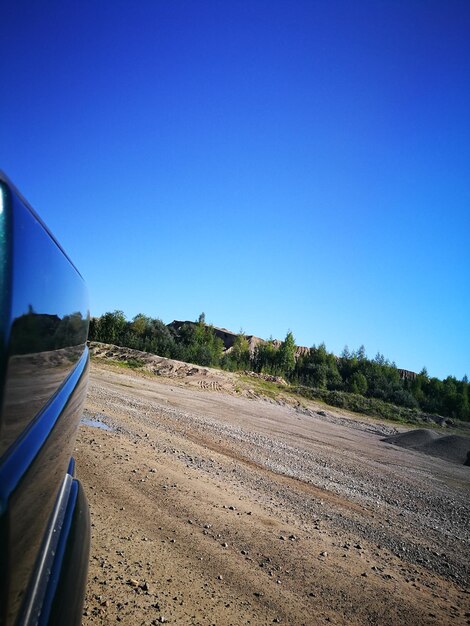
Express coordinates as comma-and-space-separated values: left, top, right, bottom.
77, 363, 470, 626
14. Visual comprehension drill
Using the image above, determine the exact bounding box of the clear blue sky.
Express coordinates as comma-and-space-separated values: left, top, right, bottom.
1, 0, 469, 380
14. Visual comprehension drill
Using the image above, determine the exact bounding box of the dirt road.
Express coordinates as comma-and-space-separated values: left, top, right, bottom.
76, 362, 470, 625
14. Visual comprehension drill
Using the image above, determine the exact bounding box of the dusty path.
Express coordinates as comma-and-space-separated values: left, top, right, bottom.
76, 362, 470, 625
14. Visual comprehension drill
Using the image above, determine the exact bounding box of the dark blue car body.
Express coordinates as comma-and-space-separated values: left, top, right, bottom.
0, 173, 90, 626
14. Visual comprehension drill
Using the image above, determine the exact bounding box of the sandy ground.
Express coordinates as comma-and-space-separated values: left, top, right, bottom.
76, 361, 470, 626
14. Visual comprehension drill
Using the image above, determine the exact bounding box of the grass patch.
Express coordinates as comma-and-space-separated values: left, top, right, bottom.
239, 375, 285, 400
126, 358, 146, 369
291, 385, 440, 425
238, 373, 448, 427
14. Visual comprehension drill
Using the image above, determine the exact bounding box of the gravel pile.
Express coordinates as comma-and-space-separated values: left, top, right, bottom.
382, 429, 470, 465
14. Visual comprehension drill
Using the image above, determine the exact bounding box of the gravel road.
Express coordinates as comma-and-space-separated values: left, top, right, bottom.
76, 362, 470, 625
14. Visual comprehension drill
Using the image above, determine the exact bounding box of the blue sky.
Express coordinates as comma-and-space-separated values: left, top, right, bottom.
1, 0, 469, 380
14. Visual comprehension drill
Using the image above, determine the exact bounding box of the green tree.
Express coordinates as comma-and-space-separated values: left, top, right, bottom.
131, 313, 150, 338
98, 310, 127, 344
178, 318, 223, 367
348, 372, 368, 395
355, 345, 366, 361
253, 340, 279, 375
232, 334, 251, 369
278, 331, 296, 375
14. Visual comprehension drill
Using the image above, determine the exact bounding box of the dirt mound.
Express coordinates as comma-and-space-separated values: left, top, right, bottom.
420, 435, 470, 465
383, 429, 441, 448
382, 429, 470, 465
88, 341, 236, 391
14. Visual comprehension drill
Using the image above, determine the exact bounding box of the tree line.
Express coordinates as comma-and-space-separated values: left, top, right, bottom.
89, 311, 225, 366
88, 310, 469, 422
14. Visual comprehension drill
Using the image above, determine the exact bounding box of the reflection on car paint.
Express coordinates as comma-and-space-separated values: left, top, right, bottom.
0, 173, 90, 626
0, 188, 89, 456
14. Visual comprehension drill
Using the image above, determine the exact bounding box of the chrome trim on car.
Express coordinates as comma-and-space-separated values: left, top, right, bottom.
19, 473, 73, 626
